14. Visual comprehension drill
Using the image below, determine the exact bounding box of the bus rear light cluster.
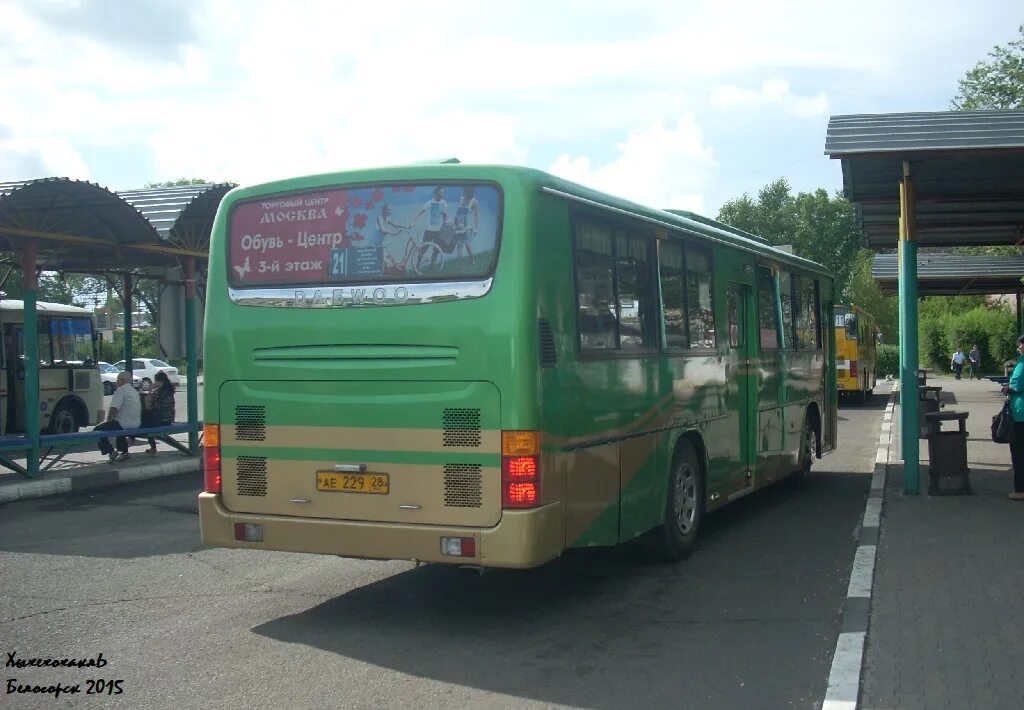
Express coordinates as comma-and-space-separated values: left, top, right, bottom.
501, 430, 540, 508
234, 523, 263, 542
203, 424, 222, 493
850, 361, 858, 378
440, 536, 476, 557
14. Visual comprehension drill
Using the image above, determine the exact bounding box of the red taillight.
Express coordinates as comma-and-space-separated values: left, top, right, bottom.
501, 431, 540, 508
203, 424, 221, 493
850, 360, 858, 378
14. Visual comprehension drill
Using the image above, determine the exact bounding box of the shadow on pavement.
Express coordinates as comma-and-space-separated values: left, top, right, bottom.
252, 469, 869, 708
0, 473, 202, 559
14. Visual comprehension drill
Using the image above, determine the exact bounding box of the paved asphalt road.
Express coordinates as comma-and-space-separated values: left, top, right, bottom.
1, 389, 888, 709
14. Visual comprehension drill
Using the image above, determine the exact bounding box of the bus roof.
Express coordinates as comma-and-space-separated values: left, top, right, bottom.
222, 163, 834, 279
0, 300, 93, 316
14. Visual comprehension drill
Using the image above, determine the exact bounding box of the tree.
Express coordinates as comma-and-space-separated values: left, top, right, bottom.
717, 179, 863, 299
952, 24, 1024, 110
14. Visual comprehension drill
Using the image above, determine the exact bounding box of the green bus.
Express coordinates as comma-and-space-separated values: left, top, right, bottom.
198, 164, 837, 568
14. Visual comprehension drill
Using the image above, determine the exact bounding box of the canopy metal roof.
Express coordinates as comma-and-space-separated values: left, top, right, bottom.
0, 178, 234, 276
825, 110, 1024, 248
871, 253, 1024, 295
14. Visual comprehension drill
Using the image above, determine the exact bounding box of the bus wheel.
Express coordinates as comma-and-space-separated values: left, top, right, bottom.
653, 442, 703, 561
48, 403, 78, 435
794, 414, 816, 484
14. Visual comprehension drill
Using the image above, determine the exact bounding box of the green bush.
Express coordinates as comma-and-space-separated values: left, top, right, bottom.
97, 328, 158, 364
876, 344, 899, 378
918, 305, 1016, 374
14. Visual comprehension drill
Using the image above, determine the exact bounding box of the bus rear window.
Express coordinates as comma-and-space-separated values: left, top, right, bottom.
228, 182, 501, 287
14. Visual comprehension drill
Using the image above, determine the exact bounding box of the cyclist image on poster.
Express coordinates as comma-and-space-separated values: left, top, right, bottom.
452, 185, 480, 265
410, 187, 450, 271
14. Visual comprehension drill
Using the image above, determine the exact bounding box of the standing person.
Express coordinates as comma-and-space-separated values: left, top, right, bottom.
452, 186, 479, 265
371, 203, 409, 248
1001, 335, 1024, 501
141, 371, 176, 454
411, 187, 448, 269
951, 347, 965, 380
95, 371, 141, 462
968, 344, 981, 380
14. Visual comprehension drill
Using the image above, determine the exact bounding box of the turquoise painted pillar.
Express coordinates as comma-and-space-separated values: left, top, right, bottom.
22, 241, 40, 477
184, 258, 199, 454
899, 162, 919, 495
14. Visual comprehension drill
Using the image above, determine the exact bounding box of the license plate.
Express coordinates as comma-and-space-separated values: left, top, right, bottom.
316, 471, 389, 494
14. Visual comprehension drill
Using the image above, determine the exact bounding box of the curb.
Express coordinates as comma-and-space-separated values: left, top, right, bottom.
822, 382, 897, 710
0, 458, 201, 505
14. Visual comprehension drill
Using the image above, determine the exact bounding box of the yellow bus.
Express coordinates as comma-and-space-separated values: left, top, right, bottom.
1, 300, 104, 434
833, 304, 878, 401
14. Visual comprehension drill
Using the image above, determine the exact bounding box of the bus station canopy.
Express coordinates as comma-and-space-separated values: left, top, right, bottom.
871, 253, 1024, 296
0, 178, 233, 276
825, 110, 1024, 249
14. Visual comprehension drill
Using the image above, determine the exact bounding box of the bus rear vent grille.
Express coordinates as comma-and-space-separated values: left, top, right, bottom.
235, 406, 266, 441
538, 318, 557, 367
236, 456, 268, 497
443, 464, 482, 507
442, 408, 481, 447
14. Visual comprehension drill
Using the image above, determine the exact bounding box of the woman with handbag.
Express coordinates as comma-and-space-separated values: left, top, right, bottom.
141, 371, 176, 454
1000, 335, 1024, 501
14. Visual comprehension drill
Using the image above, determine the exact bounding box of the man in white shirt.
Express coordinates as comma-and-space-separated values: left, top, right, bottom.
95, 371, 142, 462
951, 347, 966, 380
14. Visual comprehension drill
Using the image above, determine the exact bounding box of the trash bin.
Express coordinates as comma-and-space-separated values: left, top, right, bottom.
925, 411, 971, 495
918, 385, 942, 438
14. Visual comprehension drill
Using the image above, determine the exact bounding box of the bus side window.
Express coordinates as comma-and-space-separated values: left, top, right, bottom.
659, 242, 687, 349
615, 229, 653, 351
684, 245, 715, 349
757, 266, 780, 351
575, 219, 617, 350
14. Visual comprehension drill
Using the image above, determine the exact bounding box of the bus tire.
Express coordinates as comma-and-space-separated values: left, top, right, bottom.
793, 413, 816, 485
48, 401, 79, 435
653, 441, 703, 562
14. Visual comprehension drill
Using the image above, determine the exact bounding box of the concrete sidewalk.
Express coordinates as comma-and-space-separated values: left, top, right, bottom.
0, 436, 201, 505
860, 376, 1024, 709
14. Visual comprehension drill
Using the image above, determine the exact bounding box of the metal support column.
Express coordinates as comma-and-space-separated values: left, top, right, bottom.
122, 275, 133, 370
1017, 290, 1022, 336
899, 161, 920, 495
21, 241, 40, 477
184, 257, 199, 454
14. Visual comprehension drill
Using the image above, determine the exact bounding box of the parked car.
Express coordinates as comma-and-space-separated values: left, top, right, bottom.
113, 358, 181, 391
98, 361, 140, 395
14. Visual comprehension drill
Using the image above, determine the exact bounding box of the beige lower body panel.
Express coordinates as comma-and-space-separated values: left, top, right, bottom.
198, 493, 564, 569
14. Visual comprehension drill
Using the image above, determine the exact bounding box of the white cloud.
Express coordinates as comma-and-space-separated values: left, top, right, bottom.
710, 79, 829, 118
549, 117, 716, 215
0, 128, 91, 181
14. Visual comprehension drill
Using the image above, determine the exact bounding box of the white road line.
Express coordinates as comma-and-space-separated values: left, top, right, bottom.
862, 498, 881, 528
822, 632, 867, 710
846, 545, 877, 598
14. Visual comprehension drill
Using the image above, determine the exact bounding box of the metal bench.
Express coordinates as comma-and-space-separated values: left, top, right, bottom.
0, 423, 202, 476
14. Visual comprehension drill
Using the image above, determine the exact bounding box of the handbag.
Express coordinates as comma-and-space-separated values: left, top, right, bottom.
991, 399, 1012, 444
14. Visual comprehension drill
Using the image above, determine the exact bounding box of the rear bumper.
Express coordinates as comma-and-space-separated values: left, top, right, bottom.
198, 493, 564, 569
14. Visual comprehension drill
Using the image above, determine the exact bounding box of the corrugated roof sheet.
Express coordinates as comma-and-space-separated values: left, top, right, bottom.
0, 178, 234, 274
825, 110, 1024, 155
824, 110, 1024, 249
872, 253, 1024, 295
117, 183, 234, 245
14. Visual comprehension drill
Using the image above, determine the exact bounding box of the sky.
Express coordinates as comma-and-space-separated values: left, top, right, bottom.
1, 0, 1020, 218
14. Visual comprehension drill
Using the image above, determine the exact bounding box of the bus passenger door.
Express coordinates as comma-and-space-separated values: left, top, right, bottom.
725, 282, 756, 496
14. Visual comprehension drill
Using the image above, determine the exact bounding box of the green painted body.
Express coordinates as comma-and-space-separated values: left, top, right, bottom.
205, 164, 836, 554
